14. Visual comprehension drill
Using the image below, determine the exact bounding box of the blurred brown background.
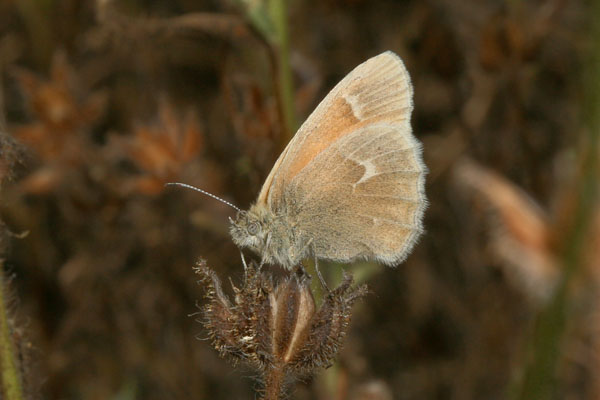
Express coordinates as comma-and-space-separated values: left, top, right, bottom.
0, 0, 597, 399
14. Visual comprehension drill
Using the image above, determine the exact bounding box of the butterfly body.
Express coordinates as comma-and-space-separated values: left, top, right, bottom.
230, 51, 427, 270
230, 203, 309, 268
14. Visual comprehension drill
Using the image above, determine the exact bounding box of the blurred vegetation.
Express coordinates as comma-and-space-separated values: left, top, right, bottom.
0, 0, 598, 399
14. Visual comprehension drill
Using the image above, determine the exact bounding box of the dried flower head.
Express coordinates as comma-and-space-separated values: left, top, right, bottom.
112, 100, 205, 195
454, 158, 600, 304
454, 158, 558, 302
194, 260, 367, 399
13, 51, 106, 160
11, 51, 106, 194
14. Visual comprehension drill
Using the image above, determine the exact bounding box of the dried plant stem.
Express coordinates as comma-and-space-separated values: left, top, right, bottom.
0, 269, 24, 400
263, 363, 286, 400
0, 64, 6, 131
514, 2, 600, 398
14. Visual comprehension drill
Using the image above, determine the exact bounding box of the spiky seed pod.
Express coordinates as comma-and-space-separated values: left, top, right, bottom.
194, 260, 367, 399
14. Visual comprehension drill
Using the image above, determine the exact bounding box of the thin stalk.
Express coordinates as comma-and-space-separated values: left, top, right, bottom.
269, 0, 297, 146
262, 363, 286, 400
0, 269, 25, 400
231, 0, 296, 146
514, 2, 600, 398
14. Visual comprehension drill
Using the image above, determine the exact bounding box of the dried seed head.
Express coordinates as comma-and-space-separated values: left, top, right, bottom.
454, 158, 559, 302
194, 260, 367, 398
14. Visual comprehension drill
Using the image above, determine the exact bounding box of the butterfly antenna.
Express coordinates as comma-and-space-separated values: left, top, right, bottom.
165, 182, 241, 212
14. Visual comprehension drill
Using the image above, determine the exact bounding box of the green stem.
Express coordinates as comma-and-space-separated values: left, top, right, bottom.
232, 0, 296, 145
514, 3, 600, 398
0, 268, 25, 400
269, 0, 296, 145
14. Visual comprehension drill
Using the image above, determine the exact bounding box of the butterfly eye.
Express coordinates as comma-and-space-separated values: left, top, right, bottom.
247, 222, 260, 236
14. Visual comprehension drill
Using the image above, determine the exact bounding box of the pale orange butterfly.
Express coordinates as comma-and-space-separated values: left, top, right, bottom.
225, 51, 427, 270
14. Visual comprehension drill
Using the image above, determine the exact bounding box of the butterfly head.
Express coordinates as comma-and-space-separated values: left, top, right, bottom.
229, 206, 269, 255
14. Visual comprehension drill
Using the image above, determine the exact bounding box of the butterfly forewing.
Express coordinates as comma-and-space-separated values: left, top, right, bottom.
257, 51, 414, 207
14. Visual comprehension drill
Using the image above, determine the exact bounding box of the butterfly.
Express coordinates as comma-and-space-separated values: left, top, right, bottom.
228, 51, 427, 270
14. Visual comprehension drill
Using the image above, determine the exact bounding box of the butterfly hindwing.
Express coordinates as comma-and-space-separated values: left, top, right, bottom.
287, 122, 425, 264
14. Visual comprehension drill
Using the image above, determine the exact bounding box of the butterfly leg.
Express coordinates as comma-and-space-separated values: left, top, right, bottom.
312, 245, 330, 293
293, 264, 309, 280
239, 251, 248, 276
